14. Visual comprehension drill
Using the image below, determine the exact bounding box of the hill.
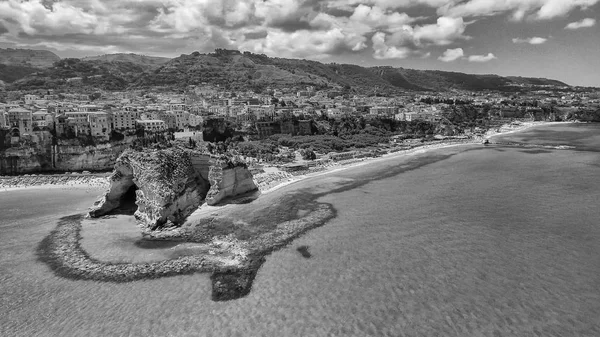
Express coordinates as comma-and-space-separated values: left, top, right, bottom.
82, 53, 171, 67
6, 49, 571, 93
0, 48, 60, 68
11, 58, 153, 91
0, 64, 40, 83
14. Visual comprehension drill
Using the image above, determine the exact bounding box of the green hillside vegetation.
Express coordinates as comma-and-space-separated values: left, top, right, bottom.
82, 53, 171, 67
5, 49, 571, 93
11, 58, 153, 90
0, 64, 40, 83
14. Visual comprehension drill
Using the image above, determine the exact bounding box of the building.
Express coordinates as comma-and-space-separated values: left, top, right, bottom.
255, 121, 276, 139
172, 110, 190, 130
23, 94, 38, 105
0, 111, 8, 129
188, 113, 203, 128
8, 107, 33, 137
245, 105, 275, 120
32, 110, 53, 129
89, 112, 112, 139
112, 109, 140, 131
136, 119, 167, 132
65, 111, 92, 135
369, 106, 398, 117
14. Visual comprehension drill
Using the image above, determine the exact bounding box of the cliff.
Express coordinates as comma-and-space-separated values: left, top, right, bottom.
0, 48, 60, 68
206, 162, 257, 206
0, 134, 134, 175
89, 148, 257, 230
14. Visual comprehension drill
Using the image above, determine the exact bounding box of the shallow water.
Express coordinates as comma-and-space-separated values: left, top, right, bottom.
1, 124, 600, 336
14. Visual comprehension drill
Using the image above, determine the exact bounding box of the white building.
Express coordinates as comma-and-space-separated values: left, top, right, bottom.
136, 119, 167, 132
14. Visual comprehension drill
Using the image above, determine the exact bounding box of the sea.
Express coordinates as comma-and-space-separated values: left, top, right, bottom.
1, 123, 599, 336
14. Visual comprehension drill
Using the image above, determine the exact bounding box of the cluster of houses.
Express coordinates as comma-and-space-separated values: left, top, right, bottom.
1, 84, 598, 144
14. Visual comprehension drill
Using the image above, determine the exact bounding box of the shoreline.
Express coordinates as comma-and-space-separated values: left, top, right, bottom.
258, 120, 566, 196
0, 121, 566, 194
0, 174, 109, 193
31, 120, 574, 302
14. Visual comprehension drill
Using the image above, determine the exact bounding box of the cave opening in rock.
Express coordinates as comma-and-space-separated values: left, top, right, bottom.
109, 183, 138, 216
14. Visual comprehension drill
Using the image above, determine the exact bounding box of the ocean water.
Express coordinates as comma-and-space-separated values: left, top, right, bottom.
1, 123, 599, 336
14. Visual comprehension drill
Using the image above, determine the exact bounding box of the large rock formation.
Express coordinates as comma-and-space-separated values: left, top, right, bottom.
89, 148, 257, 230
206, 163, 257, 205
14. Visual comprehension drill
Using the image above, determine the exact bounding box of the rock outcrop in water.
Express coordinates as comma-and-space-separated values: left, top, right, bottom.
88, 148, 257, 229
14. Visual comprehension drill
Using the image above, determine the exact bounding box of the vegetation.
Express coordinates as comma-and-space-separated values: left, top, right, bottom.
5, 49, 570, 92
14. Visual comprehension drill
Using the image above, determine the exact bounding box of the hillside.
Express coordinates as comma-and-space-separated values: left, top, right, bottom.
0, 64, 40, 83
82, 53, 171, 67
11, 58, 153, 91
6, 49, 571, 93
0, 48, 60, 68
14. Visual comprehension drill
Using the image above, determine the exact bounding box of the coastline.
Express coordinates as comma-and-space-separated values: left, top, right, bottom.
24, 120, 575, 301
0, 121, 565, 194
259, 120, 564, 196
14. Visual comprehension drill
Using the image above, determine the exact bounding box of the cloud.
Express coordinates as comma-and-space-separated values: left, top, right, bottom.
565, 18, 597, 30
413, 16, 468, 45
512, 37, 548, 44
371, 31, 413, 59
468, 53, 496, 62
0, 0, 587, 63
438, 48, 464, 62
439, 0, 600, 20
368, 16, 469, 59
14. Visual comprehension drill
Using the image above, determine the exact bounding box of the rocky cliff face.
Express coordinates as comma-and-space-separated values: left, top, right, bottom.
0, 134, 133, 175
0, 48, 60, 68
206, 164, 257, 205
54, 142, 130, 172
89, 148, 257, 230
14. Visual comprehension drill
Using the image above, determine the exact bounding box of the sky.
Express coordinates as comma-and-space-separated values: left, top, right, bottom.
0, 0, 599, 87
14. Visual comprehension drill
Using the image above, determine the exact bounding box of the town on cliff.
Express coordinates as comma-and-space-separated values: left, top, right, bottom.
1, 49, 600, 178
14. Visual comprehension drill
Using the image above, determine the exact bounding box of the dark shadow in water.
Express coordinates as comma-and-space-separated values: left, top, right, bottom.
519, 149, 554, 154
133, 239, 181, 249
211, 265, 262, 301
297, 245, 312, 258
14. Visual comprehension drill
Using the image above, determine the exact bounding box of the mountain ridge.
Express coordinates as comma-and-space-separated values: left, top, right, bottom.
2, 48, 571, 92
81, 53, 170, 67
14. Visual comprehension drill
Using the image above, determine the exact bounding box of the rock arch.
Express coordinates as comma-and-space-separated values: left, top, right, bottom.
89, 148, 257, 231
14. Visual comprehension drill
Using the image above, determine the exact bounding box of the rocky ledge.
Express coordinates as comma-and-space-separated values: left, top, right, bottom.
88, 148, 257, 230
39, 202, 335, 301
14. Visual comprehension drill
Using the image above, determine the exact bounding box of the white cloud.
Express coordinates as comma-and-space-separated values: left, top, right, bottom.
565, 18, 597, 30
371, 31, 413, 59
468, 53, 497, 62
438, 48, 464, 62
349, 4, 416, 28
239, 28, 367, 59
0, 0, 101, 35
413, 16, 468, 46
439, 0, 600, 20
512, 37, 548, 44
0, 0, 589, 62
